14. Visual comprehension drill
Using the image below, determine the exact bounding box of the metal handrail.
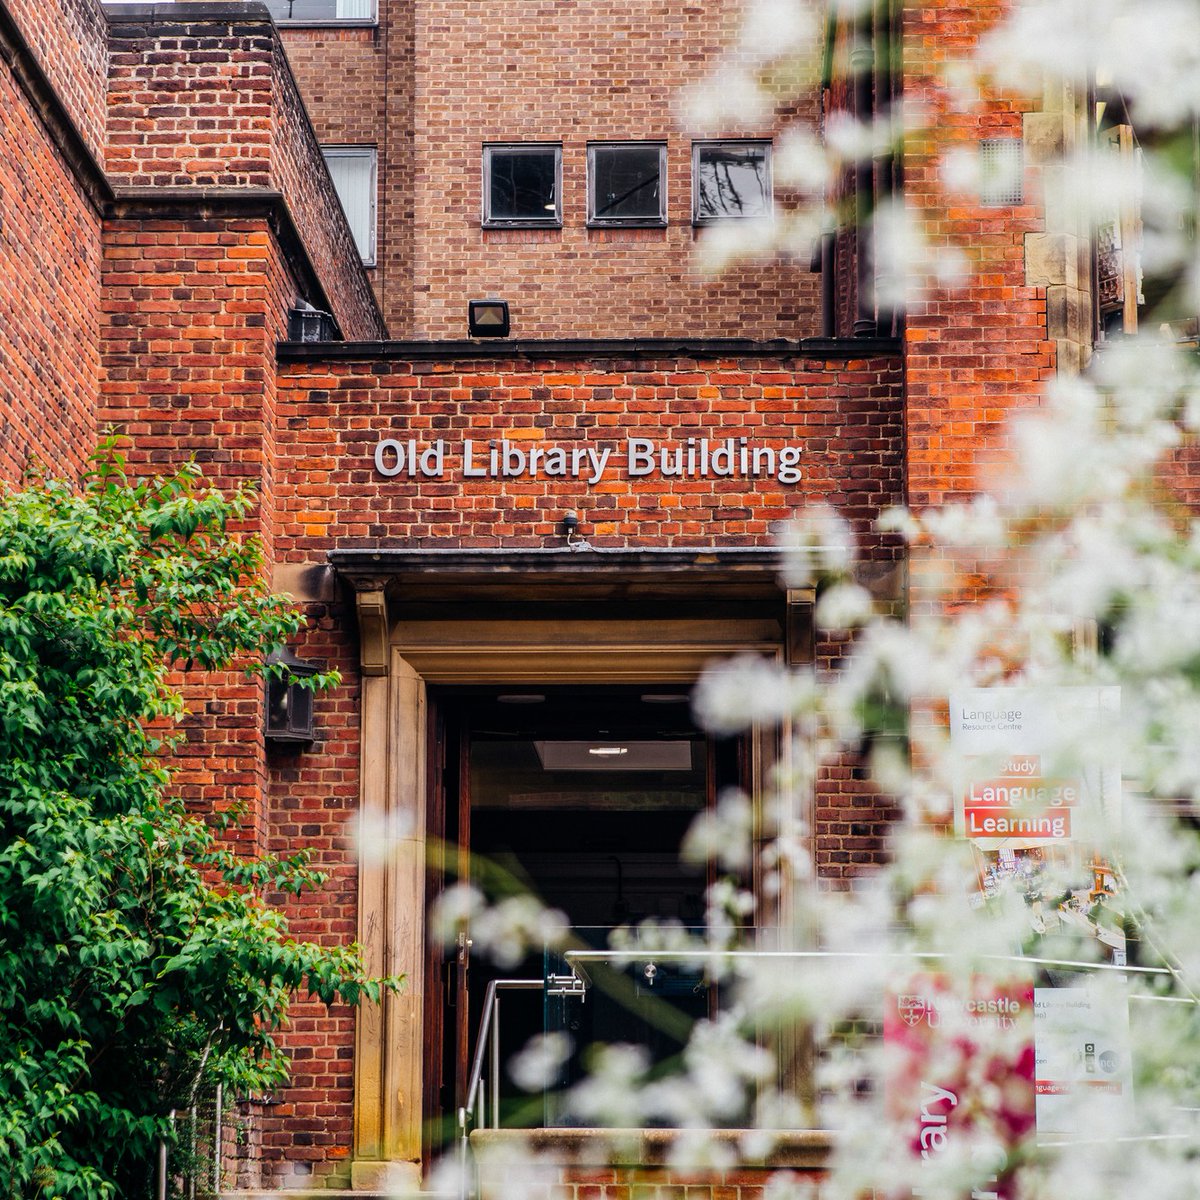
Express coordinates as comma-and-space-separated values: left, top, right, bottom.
458, 978, 545, 1200
460, 978, 546, 1135
564, 947, 1176, 976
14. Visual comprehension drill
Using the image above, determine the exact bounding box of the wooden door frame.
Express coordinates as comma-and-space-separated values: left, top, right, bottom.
346, 587, 812, 1189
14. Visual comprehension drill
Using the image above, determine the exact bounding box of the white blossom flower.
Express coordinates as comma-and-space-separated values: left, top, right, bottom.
815, 582, 875, 631
508, 1032, 573, 1092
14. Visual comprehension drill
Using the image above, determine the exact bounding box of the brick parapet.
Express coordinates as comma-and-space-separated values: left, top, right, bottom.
104, 3, 384, 339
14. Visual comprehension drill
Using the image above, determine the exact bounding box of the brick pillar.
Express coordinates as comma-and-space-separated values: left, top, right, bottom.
901, 0, 1057, 611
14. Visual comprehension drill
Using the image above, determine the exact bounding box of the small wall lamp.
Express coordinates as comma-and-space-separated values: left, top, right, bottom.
287, 299, 335, 343
264, 647, 320, 744
468, 299, 510, 338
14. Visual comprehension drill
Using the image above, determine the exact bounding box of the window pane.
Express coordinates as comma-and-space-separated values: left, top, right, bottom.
323, 149, 375, 262
487, 149, 559, 223
591, 145, 663, 222
262, 0, 376, 21
694, 144, 770, 221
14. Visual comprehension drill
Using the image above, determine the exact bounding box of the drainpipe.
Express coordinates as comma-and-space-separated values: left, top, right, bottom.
852, 7, 877, 336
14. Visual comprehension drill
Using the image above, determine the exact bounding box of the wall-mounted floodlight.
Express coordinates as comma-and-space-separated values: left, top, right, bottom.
468, 299, 510, 337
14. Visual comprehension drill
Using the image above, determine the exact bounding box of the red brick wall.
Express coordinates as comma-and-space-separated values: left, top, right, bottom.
403, 0, 818, 341
98, 216, 302, 859
4, 0, 107, 165
272, 350, 900, 551
901, 1, 1054, 511
259, 610, 361, 1190
0, 14, 102, 482
898, 1, 1055, 618
279, 7, 413, 335
96, 204, 370, 1187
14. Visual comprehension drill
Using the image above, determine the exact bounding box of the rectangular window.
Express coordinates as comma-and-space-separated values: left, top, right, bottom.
483, 145, 562, 227
588, 143, 667, 226
262, 0, 376, 24
322, 146, 377, 264
692, 141, 772, 224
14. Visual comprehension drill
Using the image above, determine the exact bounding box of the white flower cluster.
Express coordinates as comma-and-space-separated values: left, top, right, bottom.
422, 3, 1200, 1197
428, 882, 568, 969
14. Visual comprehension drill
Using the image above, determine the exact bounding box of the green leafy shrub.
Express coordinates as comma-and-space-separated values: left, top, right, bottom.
0, 449, 391, 1199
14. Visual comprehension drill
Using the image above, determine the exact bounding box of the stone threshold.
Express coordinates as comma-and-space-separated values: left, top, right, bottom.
216, 1130, 835, 1197
470, 1126, 835, 1170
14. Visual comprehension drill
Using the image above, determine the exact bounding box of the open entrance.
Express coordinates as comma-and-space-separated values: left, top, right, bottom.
424, 686, 745, 1145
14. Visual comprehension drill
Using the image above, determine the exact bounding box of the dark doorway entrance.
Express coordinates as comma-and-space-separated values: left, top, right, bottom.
423, 686, 742, 1148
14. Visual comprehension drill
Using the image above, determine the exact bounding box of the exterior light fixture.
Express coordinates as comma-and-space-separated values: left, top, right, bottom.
588, 746, 629, 757
287, 299, 335, 343
467, 298, 510, 337
561, 510, 589, 550
264, 647, 320, 744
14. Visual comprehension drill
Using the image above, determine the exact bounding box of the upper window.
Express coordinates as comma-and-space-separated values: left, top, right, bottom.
483, 145, 562, 227
263, 0, 376, 23
588, 143, 667, 226
322, 146, 377, 265
692, 141, 772, 224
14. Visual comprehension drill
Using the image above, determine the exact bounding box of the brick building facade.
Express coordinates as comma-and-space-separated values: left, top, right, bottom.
0, 0, 1129, 1194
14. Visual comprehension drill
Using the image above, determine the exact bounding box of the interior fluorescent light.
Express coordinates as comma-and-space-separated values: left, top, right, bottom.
535, 740, 695, 771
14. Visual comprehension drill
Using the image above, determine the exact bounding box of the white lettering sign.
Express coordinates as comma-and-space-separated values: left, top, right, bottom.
371, 436, 803, 485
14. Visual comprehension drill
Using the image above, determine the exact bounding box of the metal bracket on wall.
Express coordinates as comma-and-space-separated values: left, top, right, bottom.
545, 973, 588, 1000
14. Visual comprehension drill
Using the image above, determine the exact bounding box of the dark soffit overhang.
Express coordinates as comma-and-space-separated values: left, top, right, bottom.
279, 336, 902, 362
328, 545, 789, 603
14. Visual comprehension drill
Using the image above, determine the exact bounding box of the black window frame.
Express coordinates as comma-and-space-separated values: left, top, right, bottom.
586, 141, 668, 228
260, 0, 378, 25
482, 143, 563, 229
691, 140, 773, 226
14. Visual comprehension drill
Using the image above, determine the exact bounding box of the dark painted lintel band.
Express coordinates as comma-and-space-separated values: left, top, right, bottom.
278, 336, 903, 362
328, 545, 790, 602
